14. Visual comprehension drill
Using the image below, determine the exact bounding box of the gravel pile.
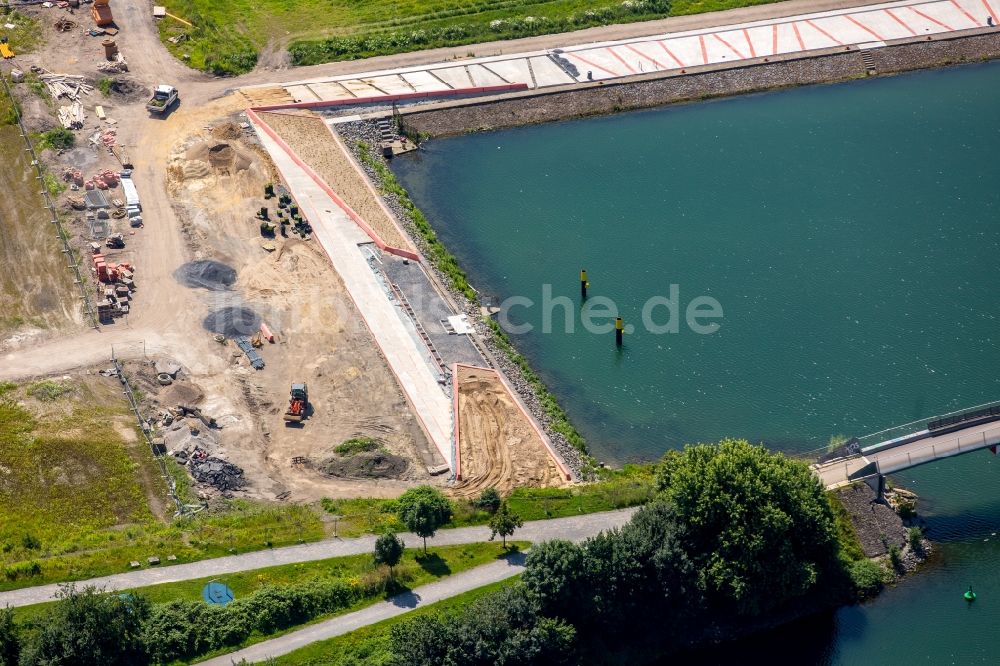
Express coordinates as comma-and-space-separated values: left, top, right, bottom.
202, 306, 261, 338
174, 260, 237, 291
339, 120, 586, 478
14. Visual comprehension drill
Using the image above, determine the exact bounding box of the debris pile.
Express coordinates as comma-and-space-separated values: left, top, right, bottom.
97, 54, 129, 73
188, 455, 246, 491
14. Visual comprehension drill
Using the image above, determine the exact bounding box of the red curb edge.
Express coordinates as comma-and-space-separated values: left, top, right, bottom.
452, 362, 462, 482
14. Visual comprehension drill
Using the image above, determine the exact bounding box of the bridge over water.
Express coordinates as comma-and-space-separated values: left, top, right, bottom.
812, 402, 1000, 492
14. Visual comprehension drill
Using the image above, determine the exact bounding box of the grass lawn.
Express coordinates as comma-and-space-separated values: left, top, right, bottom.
321, 463, 656, 537
0, 379, 326, 591
12, 542, 525, 663
274, 578, 518, 665
157, 0, 784, 74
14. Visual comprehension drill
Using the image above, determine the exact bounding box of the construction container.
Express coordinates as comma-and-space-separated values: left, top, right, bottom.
121, 175, 140, 211
92, 0, 114, 27
102, 39, 118, 60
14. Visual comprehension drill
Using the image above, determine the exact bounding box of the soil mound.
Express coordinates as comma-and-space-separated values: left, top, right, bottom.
202, 306, 261, 338
322, 452, 408, 479
109, 79, 148, 102
208, 143, 235, 167
212, 123, 244, 141
174, 260, 237, 291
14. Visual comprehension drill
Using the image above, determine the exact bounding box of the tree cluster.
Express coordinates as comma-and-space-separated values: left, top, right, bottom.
1, 578, 363, 666
392, 439, 846, 664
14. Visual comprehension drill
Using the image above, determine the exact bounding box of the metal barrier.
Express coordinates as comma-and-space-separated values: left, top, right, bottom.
0, 69, 98, 329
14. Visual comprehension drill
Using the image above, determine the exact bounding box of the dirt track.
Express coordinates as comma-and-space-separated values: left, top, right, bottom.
452, 365, 564, 497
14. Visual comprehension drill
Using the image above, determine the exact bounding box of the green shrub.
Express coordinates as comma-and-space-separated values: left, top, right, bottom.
848, 559, 888, 598
887, 544, 902, 570
26, 380, 71, 402
474, 487, 502, 514
907, 526, 923, 550
335, 437, 379, 456
97, 77, 113, 96
37, 128, 74, 151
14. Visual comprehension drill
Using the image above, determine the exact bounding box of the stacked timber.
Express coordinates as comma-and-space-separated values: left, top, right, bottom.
57, 101, 86, 129
39, 73, 94, 101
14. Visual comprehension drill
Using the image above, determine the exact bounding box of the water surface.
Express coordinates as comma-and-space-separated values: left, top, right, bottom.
392, 61, 1000, 663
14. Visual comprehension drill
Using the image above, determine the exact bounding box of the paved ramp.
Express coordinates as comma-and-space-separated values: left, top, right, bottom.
244, 0, 998, 107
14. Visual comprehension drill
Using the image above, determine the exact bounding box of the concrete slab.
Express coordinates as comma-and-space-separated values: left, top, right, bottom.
286, 84, 320, 103
309, 81, 354, 100
485, 58, 533, 86
529, 55, 576, 86
430, 65, 474, 89
401, 70, 450, 92
366, 74, 414, 95
467, 63, 508, 86
341, 79, 384, 97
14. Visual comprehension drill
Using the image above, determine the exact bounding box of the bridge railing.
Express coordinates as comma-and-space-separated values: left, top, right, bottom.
856, 399, 1000, 451
873, 423, 1000, 475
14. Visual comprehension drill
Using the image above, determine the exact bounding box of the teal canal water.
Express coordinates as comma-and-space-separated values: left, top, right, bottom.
393, 61, 1000, 663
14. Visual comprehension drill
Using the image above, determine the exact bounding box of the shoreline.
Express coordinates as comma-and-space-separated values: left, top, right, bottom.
323, 29, 1000, 473
337, 120, 593, 478
398, 28, 1000, 136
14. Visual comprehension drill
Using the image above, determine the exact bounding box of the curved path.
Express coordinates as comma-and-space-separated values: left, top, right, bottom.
0, 508, 636, 608
199, 553, 528, 666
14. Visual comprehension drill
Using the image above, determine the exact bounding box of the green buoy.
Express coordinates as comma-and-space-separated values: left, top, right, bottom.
964, 585, 976, 602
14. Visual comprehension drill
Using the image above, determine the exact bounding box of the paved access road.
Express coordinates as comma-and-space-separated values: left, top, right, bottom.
0, 508, 636, 608
199, 554, 528, 665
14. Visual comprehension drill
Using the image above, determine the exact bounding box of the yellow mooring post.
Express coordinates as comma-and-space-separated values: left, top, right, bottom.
580, 269, 589, 299
615, 317, 624, 347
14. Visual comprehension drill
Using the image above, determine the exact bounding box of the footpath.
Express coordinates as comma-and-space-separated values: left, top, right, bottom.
0, 508, 636, 608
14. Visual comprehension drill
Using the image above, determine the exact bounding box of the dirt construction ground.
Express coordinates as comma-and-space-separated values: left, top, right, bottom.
0, 3, 445, 502
159, 124, 443, 500
452, 365, 566, 498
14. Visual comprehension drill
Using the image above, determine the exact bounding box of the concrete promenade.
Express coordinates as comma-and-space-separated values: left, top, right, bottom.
250, 117, 454, 469
0, 508, 636, 608
813, 420, 1000, 488
245, 0, 998, 105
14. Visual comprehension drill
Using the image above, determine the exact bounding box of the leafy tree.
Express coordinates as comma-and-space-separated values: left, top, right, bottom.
19, 585, 149, 666
488, 501, 523, 548
581, 501, 695, 637
390, 584, 575, 666
397, 485, 451, 553
474, 487, 502, 514
656, 438, 839, 616
374, 532, 405, 579
521, 540, 589, 621
0, 607, 19, 666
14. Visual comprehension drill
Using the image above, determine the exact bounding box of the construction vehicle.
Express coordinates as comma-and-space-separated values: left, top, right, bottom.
147, 84, 179, 114
283, 384, 308, 423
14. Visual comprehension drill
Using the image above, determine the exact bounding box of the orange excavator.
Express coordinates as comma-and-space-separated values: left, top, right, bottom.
283, 383, 308, 423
